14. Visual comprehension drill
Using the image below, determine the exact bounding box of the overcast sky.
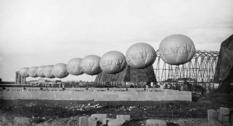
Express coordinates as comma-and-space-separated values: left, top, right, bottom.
0, 0, 233, 82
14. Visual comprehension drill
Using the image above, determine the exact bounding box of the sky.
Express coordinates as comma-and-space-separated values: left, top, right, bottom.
0, 0, 233, 82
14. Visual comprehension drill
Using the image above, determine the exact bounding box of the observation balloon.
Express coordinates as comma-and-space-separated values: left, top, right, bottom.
126, 43, 157, 69
100, 51, 126, 74
52, 63, 69, 78
28, 66, 38, 77
67, 58, 83, 75
43, 65, 55, 78
159, 34, 196, 65
37, 66, 46, 77
81, 55, 101, 75
19, 67, 29, 77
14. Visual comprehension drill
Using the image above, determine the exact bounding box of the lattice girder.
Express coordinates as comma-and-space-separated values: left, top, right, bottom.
154, 50, 219, 82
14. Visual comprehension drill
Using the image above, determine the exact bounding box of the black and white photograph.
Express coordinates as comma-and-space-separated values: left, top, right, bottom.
0, 0, 233, 126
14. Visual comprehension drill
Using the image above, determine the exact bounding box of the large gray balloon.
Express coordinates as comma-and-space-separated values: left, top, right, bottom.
81, 55, 101, 75
52, 63, 69, 78
37, 66, 46, 77
100, 51, 126, 74
19, 67, 29, 77
159, 34, 196, 65
43, 65, 55, 78
126, 43, 157, 69
28, 66, 38, 78
67, 58, 84, 76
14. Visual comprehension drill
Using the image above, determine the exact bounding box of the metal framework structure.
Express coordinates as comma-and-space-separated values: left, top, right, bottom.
154, 50, 219, 83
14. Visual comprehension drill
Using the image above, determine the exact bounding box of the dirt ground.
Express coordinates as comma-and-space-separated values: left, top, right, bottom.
0, 92, 233, 126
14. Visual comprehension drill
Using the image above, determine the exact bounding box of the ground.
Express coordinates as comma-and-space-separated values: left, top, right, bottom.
0, 92, 233, 126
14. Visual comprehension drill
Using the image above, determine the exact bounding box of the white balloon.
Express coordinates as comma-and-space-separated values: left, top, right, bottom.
52, 63, 69, 78
159, 34, 196, 65
81, 55, 101, 75
67, 58, 83, 75
37, 66, 46, 77
126, 43, 157, 69
100, 51, 126, 74
43, 65, 55, 78
19, 67, 29, 77
28, 66, 38, 77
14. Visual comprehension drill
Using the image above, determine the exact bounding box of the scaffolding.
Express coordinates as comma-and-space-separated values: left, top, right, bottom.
154, 50, 219, 83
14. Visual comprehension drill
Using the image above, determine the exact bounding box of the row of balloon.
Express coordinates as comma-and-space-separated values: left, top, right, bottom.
19, 34, 196, 79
